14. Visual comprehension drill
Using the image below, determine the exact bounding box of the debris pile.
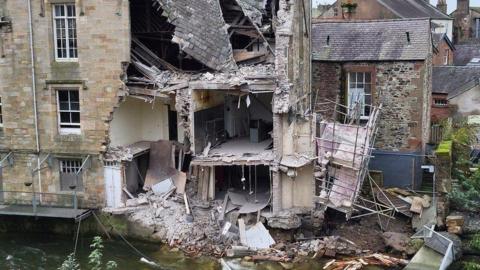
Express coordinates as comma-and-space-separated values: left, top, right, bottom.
322, 253, 408, 270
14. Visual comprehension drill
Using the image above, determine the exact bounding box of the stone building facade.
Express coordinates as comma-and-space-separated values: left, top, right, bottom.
0, 0, 129, 208
312, 19, 433, 188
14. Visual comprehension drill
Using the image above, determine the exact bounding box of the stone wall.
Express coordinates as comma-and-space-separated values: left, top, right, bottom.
313, 60, 431, 152
312, 62, 341, 118
0, 0, 130, 208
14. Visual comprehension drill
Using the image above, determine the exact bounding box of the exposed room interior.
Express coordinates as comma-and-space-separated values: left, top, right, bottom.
192, 90, 274, 157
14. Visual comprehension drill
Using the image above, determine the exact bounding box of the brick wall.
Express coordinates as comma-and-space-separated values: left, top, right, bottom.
433, 40, 454, 66
0, 0, 130, 207
312, 62, 341, 118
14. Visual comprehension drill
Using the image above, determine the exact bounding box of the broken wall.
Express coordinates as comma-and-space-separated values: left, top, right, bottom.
109, 97, 170, 147
271, 0, 314, 213
280, 163, 314, 209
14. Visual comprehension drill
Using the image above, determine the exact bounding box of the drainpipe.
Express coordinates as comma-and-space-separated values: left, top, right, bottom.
27, 0, 42, 199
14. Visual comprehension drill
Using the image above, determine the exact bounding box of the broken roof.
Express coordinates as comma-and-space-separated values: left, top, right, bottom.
377, 0, 451, 19
432, 66, 480, 97
153, 0, 237, 72
312, 19, 431, 62
454, 41, 480, 66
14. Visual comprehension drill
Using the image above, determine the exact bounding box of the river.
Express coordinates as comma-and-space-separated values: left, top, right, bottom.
0, 232, 337, 270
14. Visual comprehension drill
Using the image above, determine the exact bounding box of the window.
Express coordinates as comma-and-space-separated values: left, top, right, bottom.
53, 4, 77, 60
476, 18, 480, 39
0, 96, 3, 128
57, 89, 80, 134
347, 72, 372, 119
434, 99, 448, 106
59, 159, 83, 191
444, 49, 449, 65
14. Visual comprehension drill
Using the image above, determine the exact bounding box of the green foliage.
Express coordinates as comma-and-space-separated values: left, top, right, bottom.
470, 233, 480, 251
464, 261, 480, 270
58, 253, 80, 270
436, 140, 453, 156
446, 120, 480, 211
59, 236, 117, 270
449, 168, 480, 211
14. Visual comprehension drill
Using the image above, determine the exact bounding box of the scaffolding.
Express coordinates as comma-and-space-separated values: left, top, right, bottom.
314, 99, 402, 229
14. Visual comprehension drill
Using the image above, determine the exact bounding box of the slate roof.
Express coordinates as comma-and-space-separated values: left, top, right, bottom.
377, 0, 451, 19
432, 66, 480, 97
312, 19, 431, 61
153, 0, 237, 72
454, 41, 480, 66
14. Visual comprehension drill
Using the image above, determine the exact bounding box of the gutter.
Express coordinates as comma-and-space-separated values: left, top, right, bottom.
27, 0, 42, 196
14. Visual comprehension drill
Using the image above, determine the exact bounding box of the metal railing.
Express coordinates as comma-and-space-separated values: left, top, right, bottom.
0, 190, 79, 212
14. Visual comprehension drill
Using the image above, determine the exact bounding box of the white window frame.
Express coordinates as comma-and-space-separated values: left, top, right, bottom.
444, 49, 449, 65
0, 96, 3, 128
347, 72, 372, 120
59, 158, 83, 191
52, 3, 78, 61
56, 89, 81, 135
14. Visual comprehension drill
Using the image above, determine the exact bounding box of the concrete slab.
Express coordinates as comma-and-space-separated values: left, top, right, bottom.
404, 246, 443, 270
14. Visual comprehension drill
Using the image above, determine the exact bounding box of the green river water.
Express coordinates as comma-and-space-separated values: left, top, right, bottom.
0, 232, 336, 270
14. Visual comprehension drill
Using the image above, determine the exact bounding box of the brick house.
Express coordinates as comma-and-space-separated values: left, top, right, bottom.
432, 66, 480, 121
432, 33, 455, 66
0, 0, 314, 219
319, 0, 453, 40
312, 18, 433, 189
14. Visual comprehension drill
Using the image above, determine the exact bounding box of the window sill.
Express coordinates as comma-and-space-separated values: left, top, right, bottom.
55, 58, 79, 63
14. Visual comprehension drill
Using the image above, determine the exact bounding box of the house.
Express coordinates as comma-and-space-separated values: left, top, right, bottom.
432, 33, 455, 66
312, 18, 433, 190
432, 66, 480, 119
318, 0, 453, 40
0, 0, 314, 220
451, 0, 480, 43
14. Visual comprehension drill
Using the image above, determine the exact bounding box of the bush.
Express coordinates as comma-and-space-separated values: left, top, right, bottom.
59, 236, 117, 270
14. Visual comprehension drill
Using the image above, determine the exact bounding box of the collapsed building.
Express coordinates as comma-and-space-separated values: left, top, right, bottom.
0, 0, 311, 223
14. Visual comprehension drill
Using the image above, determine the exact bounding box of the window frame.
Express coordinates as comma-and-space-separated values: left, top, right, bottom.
346, 71, 373, 120
59, 158, 84, 191
52, 3, 78, 61
0, 96, 3, 128
444, 49, 449, 65
434, 98, 448, 107
56, 89, 81, 135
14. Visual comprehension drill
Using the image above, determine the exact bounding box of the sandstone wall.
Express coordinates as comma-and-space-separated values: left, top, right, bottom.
0, 0, 130, 207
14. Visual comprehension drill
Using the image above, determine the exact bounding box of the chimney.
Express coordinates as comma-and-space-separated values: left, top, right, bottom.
437, 0, 447, 14
457, 0, 470, 15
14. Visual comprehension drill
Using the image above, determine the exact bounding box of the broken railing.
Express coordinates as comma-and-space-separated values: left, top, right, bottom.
410, 225, 455, 270
315, 100, 392, 221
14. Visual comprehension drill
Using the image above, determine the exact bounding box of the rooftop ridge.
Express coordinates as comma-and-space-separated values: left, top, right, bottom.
312, 17, 431, 24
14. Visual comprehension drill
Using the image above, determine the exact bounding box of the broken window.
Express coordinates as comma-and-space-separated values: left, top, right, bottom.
0, 96, 3, 128
59, 159, 83, 191
57, 89, 80, 134
347, 72, 372, 119
53, 4, 78, 61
